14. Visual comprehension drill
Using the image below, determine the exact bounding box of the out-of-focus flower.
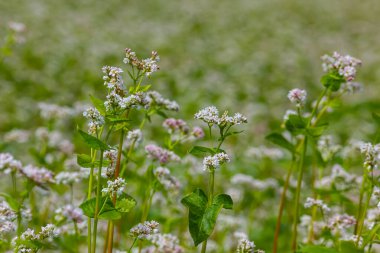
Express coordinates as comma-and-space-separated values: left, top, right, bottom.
287, 88, 307, 107
145, 144, 180, 164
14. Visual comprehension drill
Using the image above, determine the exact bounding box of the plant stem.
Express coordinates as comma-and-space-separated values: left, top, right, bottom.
87, 148, 97, 253
357, 170, 374, 246
92, 150, 104, 253
355, 170, 367, 234
106, 130, 125, 253
201, 169, 216, 253
273, 156, 295, 253
291, 136, 308, 252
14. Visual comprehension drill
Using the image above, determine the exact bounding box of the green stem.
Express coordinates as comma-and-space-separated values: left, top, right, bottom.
357, 170, 374, 246
201, 170, 215, 253
291, 136, 308, 252
273, 156, 296, 253
355, 171, 367, 234
87, 148, 97, 253
92, 150, 104, 253
128, 238, 137, 253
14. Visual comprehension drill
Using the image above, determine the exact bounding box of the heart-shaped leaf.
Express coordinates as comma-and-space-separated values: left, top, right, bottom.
181, 188, 233, 246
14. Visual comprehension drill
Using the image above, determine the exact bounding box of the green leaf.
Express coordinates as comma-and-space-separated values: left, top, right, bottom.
79, 196, 121, 220
321, 73, 345, 92
78, 129, 109, 151
189, 146, 215, 157
339, 241, 364, 253
306, 124, 328, 138
77, 154, 109, 168
90, 95, 106, 116
265, 133, 295, 153
285, 115, 307, 134
116, 193, 136, 213
181, 189, 233, 246
222, 130, 244, 138
300, 245, 338, 253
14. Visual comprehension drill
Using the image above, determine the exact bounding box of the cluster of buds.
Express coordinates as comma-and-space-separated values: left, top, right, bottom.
162, 118, 205, 141
130, 220, 159, 240
195, 106, 247, 127
203, 152, 230, 172
123, 48, 160, 77
321, 52, 362, 82
124, 129, 143, 149
145, 144, 180, 165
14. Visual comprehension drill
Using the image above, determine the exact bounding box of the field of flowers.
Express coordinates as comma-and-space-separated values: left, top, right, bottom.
1, 1, 380, 253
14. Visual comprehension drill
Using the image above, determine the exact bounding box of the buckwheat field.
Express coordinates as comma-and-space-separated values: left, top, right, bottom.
1, 1, 380, 253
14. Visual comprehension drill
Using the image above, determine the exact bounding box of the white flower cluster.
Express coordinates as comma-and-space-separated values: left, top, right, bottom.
203, 152, 230, 171
0, 153, 22, 174
146, 233, 184, 253
304, 197, 331, 212
0, 201, 17, 236
21, 165, 55, 184
236, 238, 255, 253
154, 167, 181, 193
287, 88, 307, 107
102, 178, 126, 197
130, 220, 159, 240
360, 142, 380, 170
195, 106, 247, 126
321, 52, 362, 81
102, 66, 124, 91
13, 224, 58, 252
3, 129, 30, 143
83, 107, 105, 135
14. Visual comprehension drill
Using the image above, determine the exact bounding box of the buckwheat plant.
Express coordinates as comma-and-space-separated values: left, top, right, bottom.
181, 106, 247, 253
77, 48, 201, 253
268, 52, 363, 253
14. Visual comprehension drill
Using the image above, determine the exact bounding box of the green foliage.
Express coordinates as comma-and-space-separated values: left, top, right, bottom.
77, 129, 110, 151
181, 188, 233, 246
266, 133, 295, 153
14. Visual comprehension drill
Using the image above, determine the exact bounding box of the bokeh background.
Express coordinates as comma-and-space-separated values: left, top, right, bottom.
1, 0, 380, 252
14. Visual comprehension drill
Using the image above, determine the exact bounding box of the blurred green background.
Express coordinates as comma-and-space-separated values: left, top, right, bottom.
1, 0, 380, 251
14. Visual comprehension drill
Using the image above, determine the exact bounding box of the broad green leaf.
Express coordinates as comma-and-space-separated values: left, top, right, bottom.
265, 133, 295, 153
90, 95, 106, 116
300, 245, 338, 253
339, 240, 364, 253
79, 196, 121, 220
285, 115, 307, 134
116, 194, 136, 213
78, 129, 109, 151
181, 189, 233, 246
189, 146, 215, 157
